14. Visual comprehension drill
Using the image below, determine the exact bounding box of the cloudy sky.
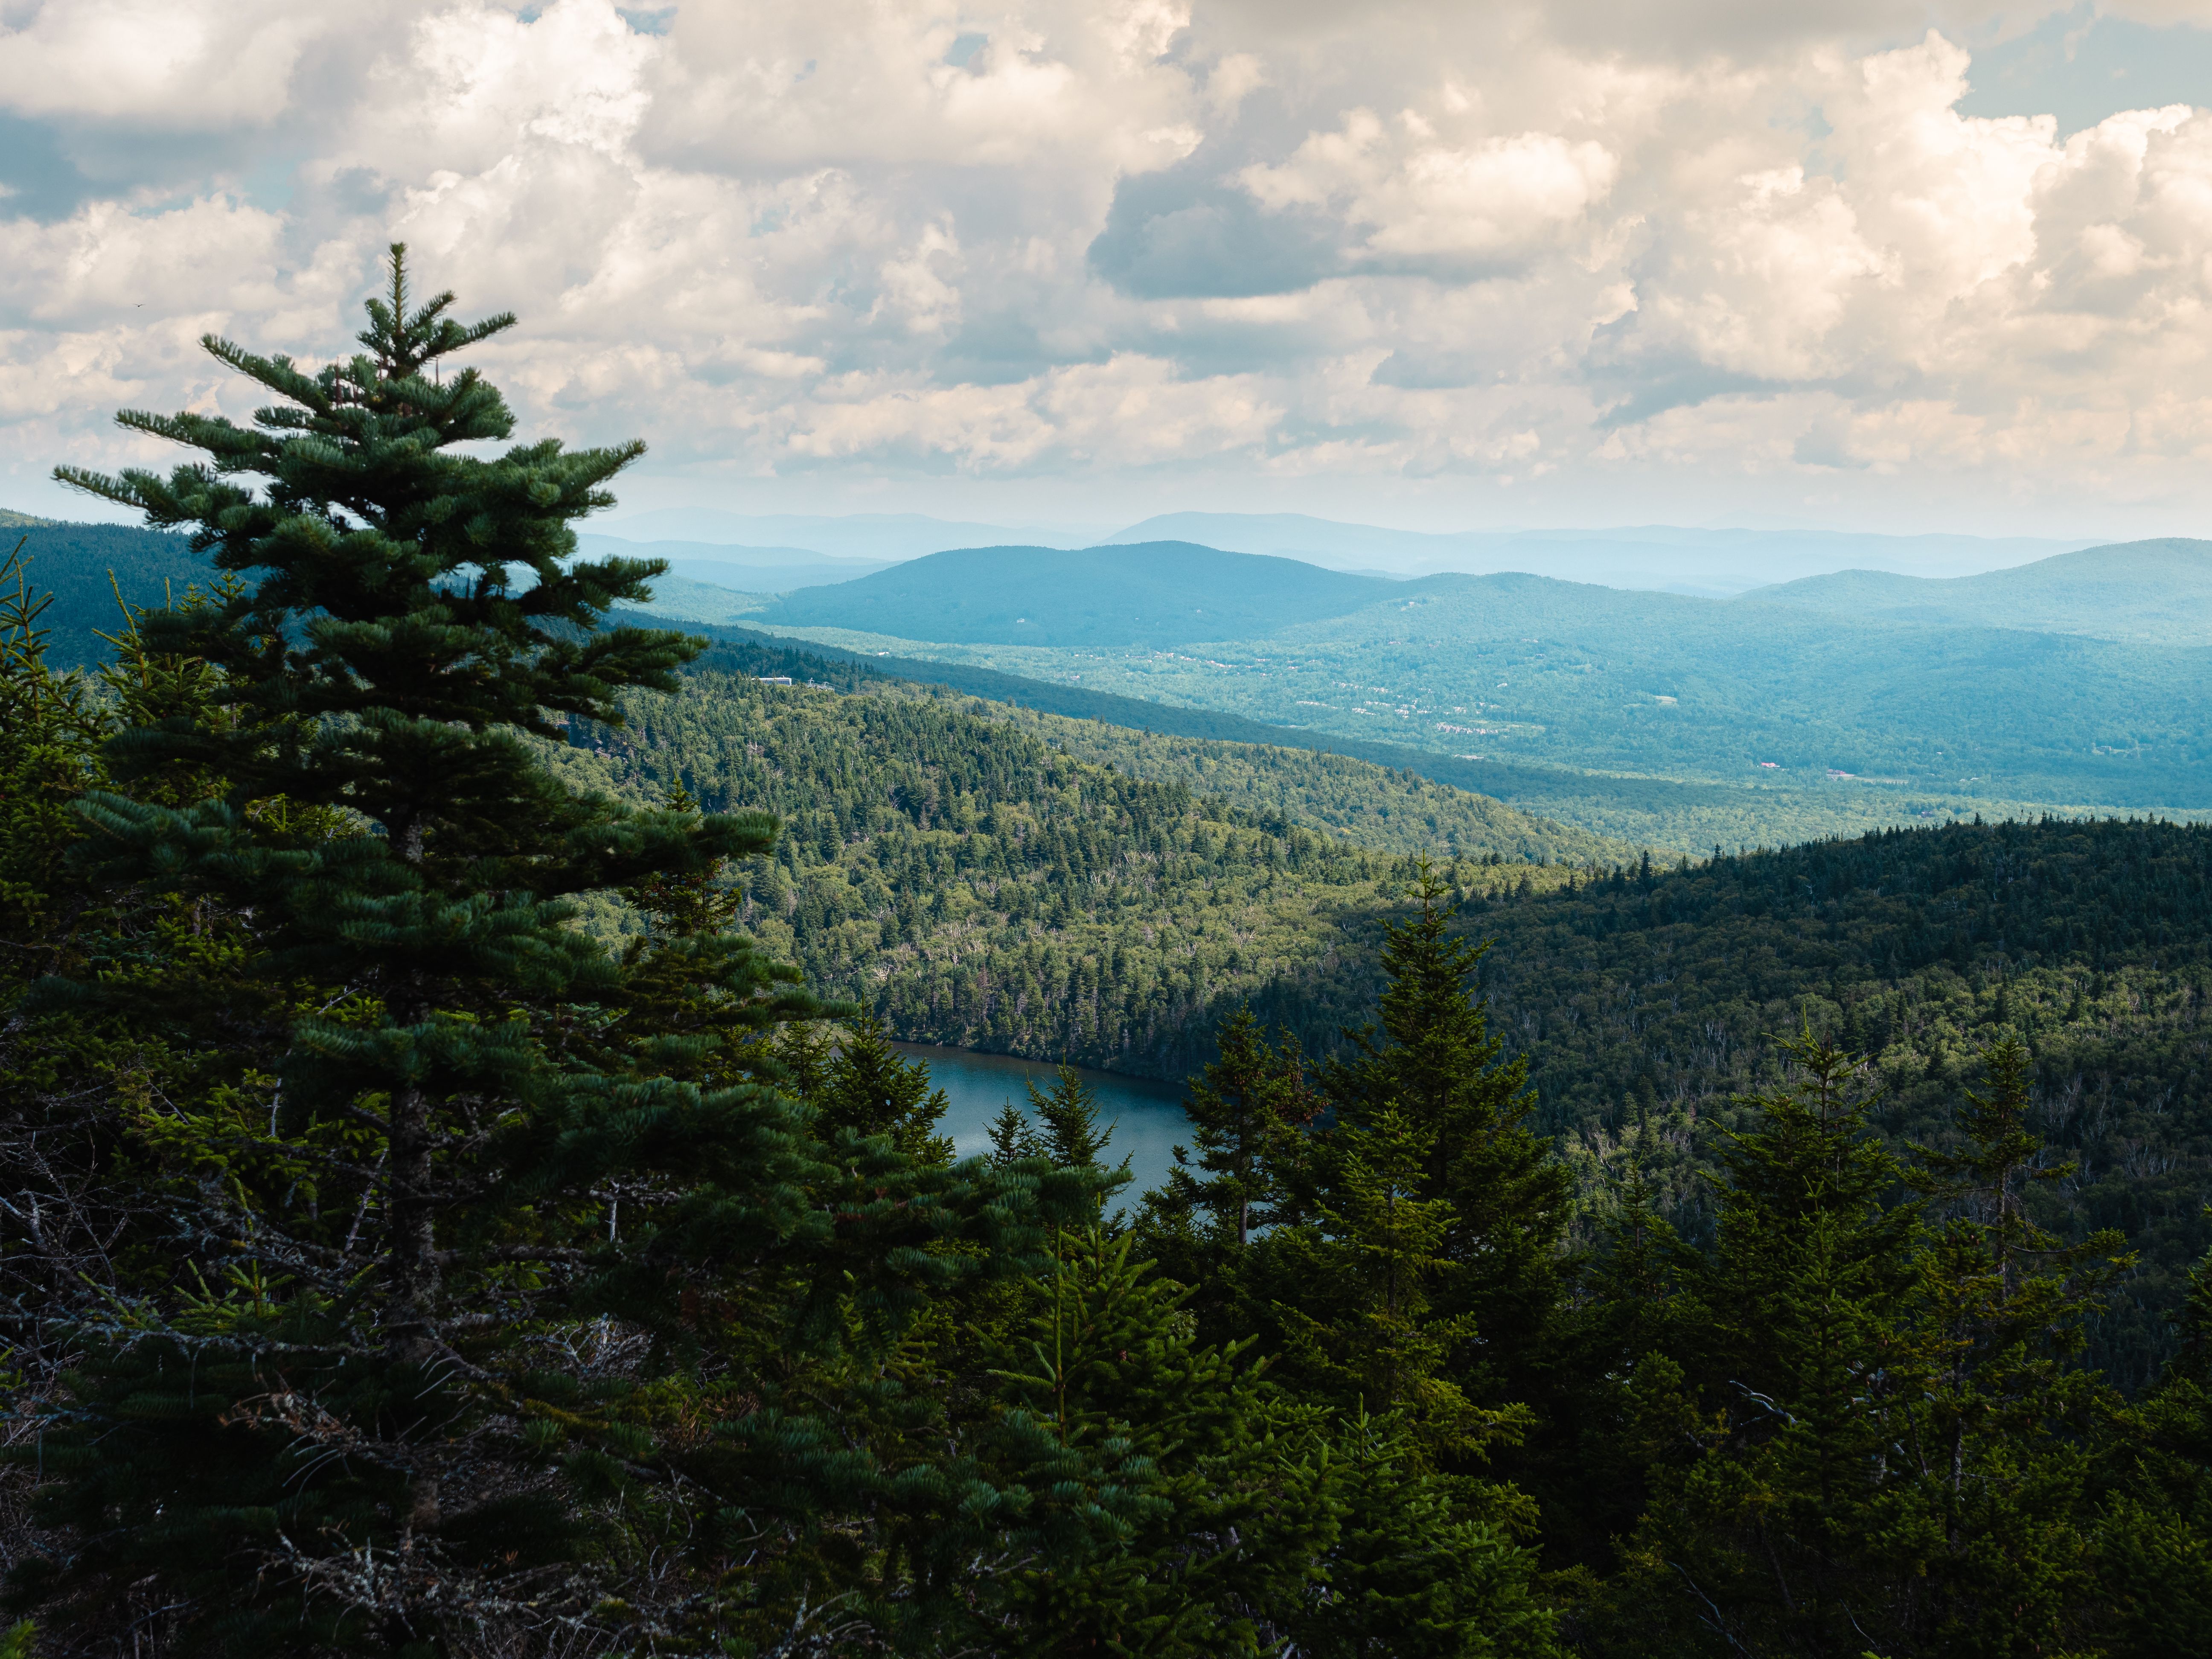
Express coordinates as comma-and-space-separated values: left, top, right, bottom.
6, 0, 2212, 538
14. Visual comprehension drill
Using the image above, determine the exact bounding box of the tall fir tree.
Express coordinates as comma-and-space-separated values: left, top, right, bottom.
987, 1098, 1043, 1163
1282, 1409, 1562, 1659
977, 1228, 1317, 1654
1543, 1170, 1695, 1571
1027, 1061, 1130, 1205
1869, 1033, 2127, 1655
810, 1008, 955, 1164
2096, 1232, 2212, 1658
1595, 1034, 1919, 1656
1136, 1006, 1318, 1346
1321, 859, 1570, 1400
1272, 1107, 1531, 1467
2, 251, 1088, 1656
1158, 1004, 1313, 1249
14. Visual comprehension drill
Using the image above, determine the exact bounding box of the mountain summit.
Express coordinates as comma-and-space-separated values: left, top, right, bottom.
752, 539, 1409, 645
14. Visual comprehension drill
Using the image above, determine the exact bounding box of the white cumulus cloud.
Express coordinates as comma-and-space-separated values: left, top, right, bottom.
2, 0, 2211, 532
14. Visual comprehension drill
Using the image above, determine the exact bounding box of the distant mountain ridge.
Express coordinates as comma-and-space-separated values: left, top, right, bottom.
751, 541, 1417, 646
585, 506, 2101, 594
576, 533, 894, 597
594, 508, 1099, 557
1739, 537, 2212, 647
748, 530, 2210, 661
1100, 511, 2101, 593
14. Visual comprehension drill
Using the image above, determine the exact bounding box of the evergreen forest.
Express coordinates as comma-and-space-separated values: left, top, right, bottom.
4, 255, 2212, 1659
559, 651, 2212, 1391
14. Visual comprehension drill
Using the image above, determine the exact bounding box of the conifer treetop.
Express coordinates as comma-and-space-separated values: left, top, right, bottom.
53, 243, 690, 748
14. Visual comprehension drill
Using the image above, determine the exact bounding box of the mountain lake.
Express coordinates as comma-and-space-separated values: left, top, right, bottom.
894, 1043, 1192, 1214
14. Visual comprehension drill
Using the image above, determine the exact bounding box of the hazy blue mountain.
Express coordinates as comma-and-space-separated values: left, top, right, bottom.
745, 549, 2210, 824
591, 508, 1099, 557
576, 533, 894, 594
1738, 537, 2212, 646
588, 505, 2097, 591
752, 540, 1408, 644
1098, 510, 2098, 593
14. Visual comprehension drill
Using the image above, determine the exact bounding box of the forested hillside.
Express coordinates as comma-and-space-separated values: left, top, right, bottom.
556, 652, 1615, 1077
565, 642, 2212, 1385
0, 520, 206, 666
1458, 817, 2212, 1388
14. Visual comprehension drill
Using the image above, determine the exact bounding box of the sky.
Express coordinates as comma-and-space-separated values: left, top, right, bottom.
5, 0, 2212, 540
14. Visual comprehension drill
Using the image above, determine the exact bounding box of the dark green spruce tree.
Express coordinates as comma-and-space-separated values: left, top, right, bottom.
1542, 1170, 1694, 1571
1027, 1061, 1130, 1206
1137, 1005, 1316, 1342
1589, 1033, 1918, 1656
1318, 859, 1571, 1417
1157, 1004, 1313, 1249
987, 1097, 1043, 1163
2097, 1230, 2212, 1657
811, 1008, 955, 1163
1871, 1033, 2128, 1655
3, 250, 1087, 1656
977, 1228, 1323, 1654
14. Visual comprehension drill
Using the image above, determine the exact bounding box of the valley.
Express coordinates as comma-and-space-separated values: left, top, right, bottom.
17, 511, 2211, 1369
725, 537, 2212, 848
552, 628, 2212, 1390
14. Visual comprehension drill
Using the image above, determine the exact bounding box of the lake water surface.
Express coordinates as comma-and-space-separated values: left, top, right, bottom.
894, 1043, 1192, 1214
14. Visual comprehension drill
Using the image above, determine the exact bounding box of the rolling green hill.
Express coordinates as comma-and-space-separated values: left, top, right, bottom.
1742, 537, 2212, 646
752, 539, 1407, 645
553, 646, 1616, 1075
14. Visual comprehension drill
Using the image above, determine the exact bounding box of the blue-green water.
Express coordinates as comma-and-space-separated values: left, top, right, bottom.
894, 1043, 1191, 1214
